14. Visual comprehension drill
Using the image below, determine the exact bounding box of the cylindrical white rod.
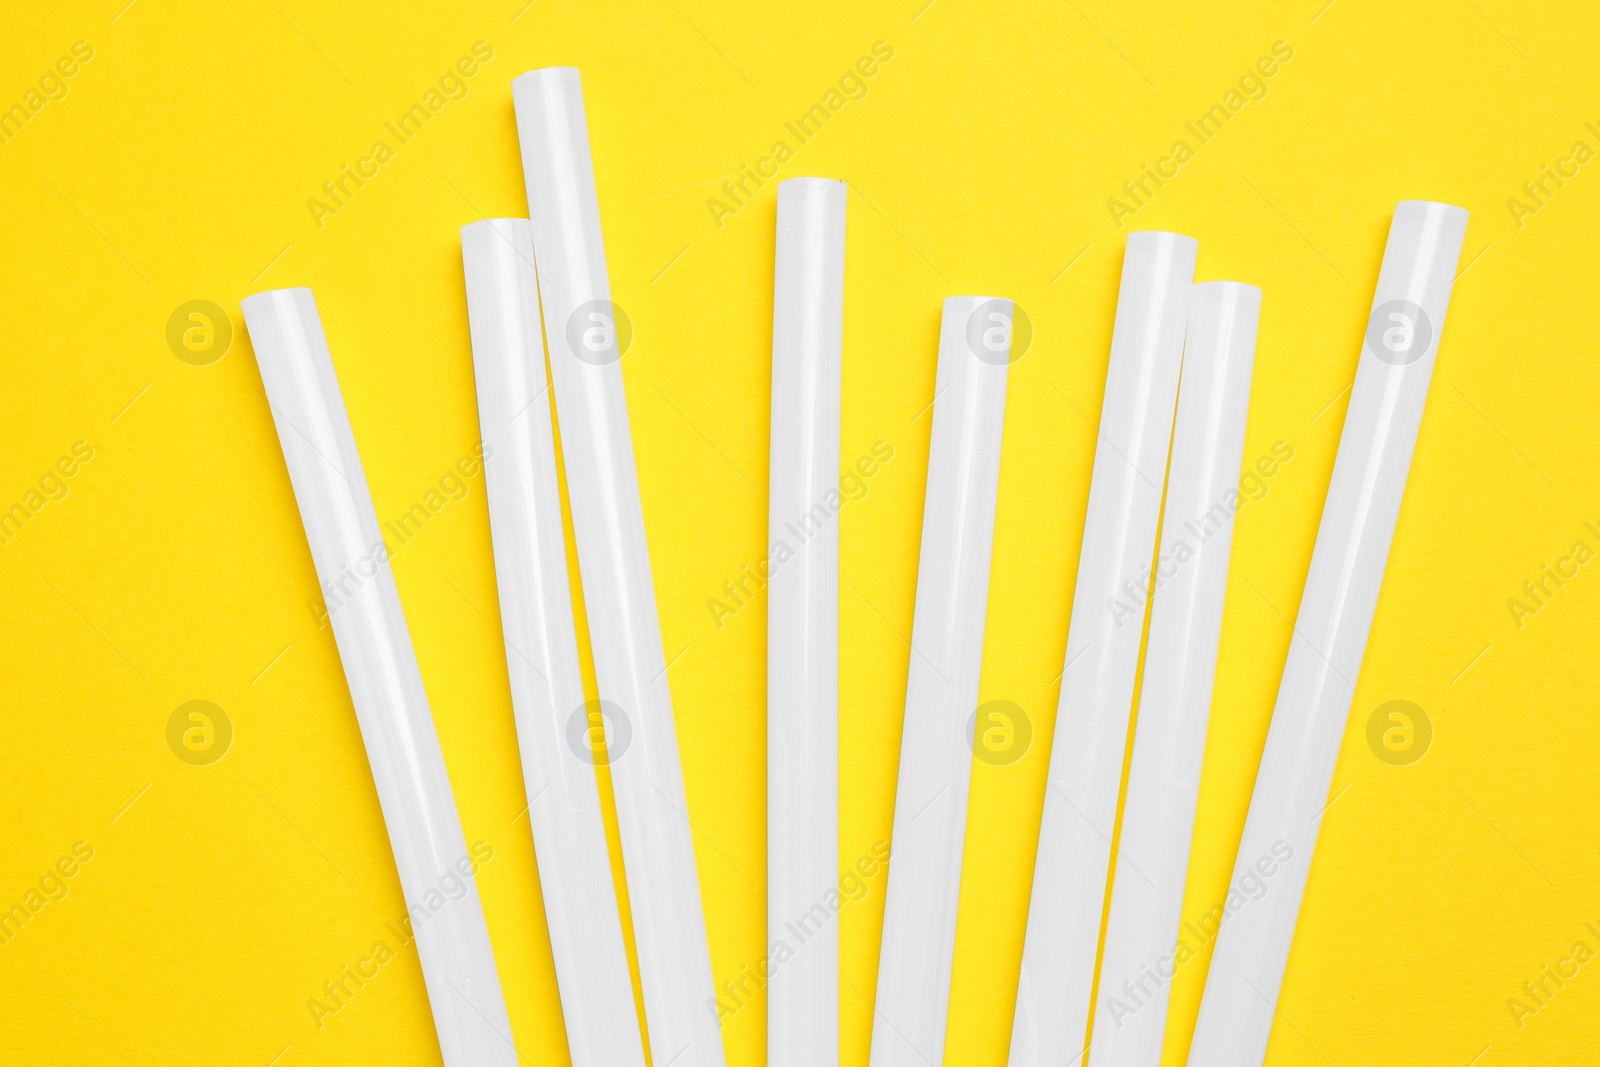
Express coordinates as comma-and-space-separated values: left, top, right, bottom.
511, 67, 725, 1067
460, 219, 647, 1067
242, 288, 517, 1067
1088, 281, 1260, 1067
768, 177, 846, 1067
870, 296, 1011, 1067
1010, 231, 1196, 1067
1187, 201, 1468, 1067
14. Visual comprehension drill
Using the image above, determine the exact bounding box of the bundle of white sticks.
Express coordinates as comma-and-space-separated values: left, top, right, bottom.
242, 66, 1468, 1067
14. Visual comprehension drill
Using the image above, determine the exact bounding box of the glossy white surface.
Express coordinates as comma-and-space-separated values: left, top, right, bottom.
871, 296, 1011, 1067
1089, 281, 1260, 1067
511, 66, 725, 1067
460, 219, 646, 1067
1011, 231, 1196, 1066
767, 178, 846, 1067
242, 287, 517, 1067
1187, 201, 1468, 1067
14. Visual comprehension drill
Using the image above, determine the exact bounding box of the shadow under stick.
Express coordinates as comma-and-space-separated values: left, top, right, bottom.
1186, 200, 1468, 1067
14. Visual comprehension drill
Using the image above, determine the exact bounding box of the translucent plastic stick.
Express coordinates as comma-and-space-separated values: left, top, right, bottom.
461, 218, 647, 1067
871, 296, 1012, 1067
767, 178, 847, 1067
512, 67, 724, 1067
1089, 281, 1260, 1067
1011, 232, 1196, 1066
1187, 201, 1467, 1067
243, 287, 518, 1067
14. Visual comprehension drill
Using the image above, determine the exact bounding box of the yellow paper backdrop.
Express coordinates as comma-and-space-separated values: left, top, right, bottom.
2, 1, 1597, 1064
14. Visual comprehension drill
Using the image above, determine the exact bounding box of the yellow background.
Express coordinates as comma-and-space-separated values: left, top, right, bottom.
3, 1, 1598, 1064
